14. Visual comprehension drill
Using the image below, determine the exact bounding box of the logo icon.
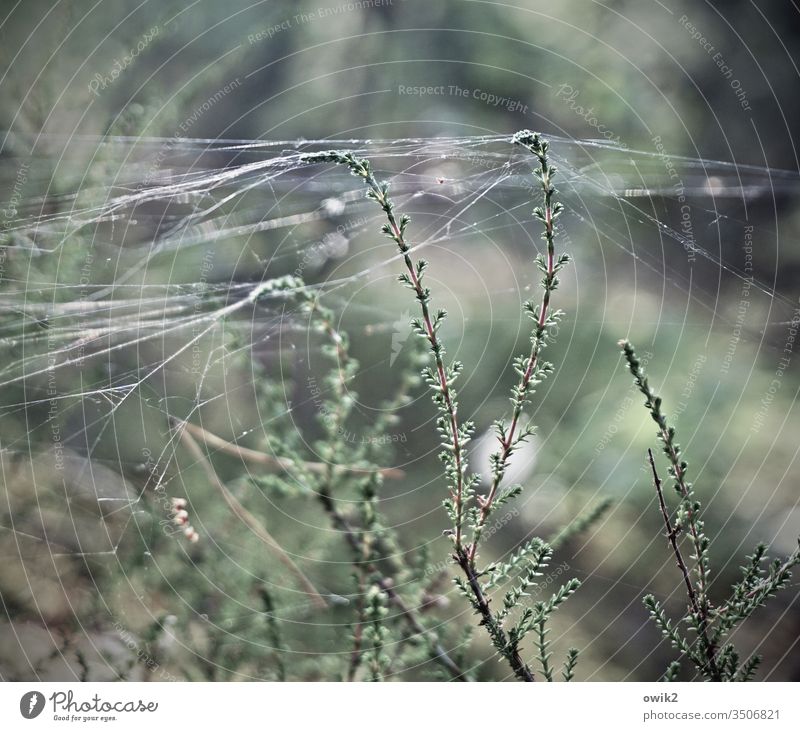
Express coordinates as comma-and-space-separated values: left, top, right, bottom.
20, 691, 45, 719
390, 309, 411, 366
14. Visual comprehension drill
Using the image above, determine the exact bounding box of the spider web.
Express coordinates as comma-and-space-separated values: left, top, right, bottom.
1, 132, 798, 679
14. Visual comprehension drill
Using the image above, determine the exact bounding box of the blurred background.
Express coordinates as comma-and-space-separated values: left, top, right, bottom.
0, 0, 799, 681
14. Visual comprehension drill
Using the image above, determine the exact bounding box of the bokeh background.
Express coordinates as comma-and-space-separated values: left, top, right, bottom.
1, 0, 799, 681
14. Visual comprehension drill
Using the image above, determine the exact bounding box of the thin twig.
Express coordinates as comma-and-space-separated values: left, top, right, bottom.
302, 151, 467, 550
455, 548, 535, 681
293, 284, 467, 680
347, 577, 366, 682
374, 187, 466, 549
316, 489, 468, 681
648, 449, 700, 617
175, 419, 328, 610
304, 149, 535, 680
621, 341, 720, 680
619, 342, 711, 607
470, 131, 564, 563
647, 448, 719, 679
180, 419, 405, 480
472, 184, 555, 552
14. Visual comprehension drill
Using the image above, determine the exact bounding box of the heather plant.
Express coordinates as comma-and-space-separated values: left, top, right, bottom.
172, 279, 468, 680
4, 122, 797, 684
302, 131, 601, 681
620, 340, 800, 681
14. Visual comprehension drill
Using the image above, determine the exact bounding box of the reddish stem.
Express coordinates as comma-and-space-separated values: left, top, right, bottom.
383, 200, 466, 549
469, 175, 556, 562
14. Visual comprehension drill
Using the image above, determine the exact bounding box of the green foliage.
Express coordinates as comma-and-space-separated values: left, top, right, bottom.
258, 588, 287, 682
621, 340, 800, 681
562, 647, 580, 682
303, 132, 607, 681
6, 116, 794, 683
257, 276, 467, 680
484, 538, 548, 590
548, 497, 613, 552
363, 585, 391, 682
529, 578, 581, 682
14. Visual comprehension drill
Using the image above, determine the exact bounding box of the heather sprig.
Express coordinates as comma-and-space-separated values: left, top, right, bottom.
244, 272, 468, 680
363, 584, 391, 681
469, 131, 570, 560
548, 497, 613, 552
302, 149, 476, 553
303, 132, 596, 682
619, 340, 711, 606
530, 578, 581, 682
621, 339, 800, 681
290, 276, 469, 681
